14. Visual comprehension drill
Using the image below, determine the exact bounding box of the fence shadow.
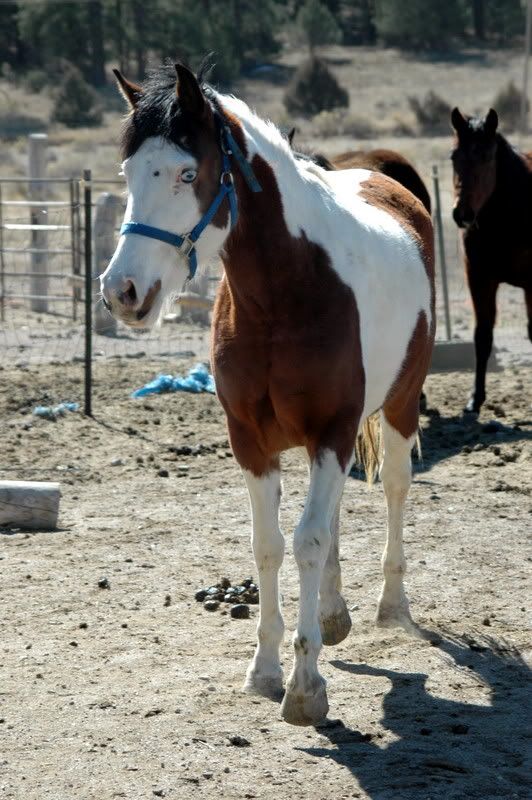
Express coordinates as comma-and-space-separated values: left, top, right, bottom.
299, 630, 531, 800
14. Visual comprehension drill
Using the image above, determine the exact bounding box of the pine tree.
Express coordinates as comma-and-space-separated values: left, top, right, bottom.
296, 0, 343, 54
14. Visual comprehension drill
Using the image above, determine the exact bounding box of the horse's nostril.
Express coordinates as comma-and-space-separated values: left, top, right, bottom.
118, 279, 138, 308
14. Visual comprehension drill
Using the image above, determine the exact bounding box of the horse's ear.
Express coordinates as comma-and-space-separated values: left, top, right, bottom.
113, 69, 142, 109
485, 108, 499, 135
175, 62, 206, 118
288, 127, 296, 147
451, 107, 467, 135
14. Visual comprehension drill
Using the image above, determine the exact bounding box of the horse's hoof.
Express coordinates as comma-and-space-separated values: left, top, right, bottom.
319, 600, 352, 646
280, 680, 329, 726
464, 396, 481, 414
376, 602, 420, 636
243, 669, 284, 702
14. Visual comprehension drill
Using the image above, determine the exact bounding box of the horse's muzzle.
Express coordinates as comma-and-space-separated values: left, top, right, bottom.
101, 277, 162, 327
452, 205, 475, 229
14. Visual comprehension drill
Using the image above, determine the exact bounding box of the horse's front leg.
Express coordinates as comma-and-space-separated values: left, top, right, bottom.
281, 448, 351, 726
241, 462, 285, 701
466, 274, 498, 413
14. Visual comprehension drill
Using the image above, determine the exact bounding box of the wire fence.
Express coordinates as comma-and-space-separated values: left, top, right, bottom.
0, 175, 214, 371
0, 163, 529, 415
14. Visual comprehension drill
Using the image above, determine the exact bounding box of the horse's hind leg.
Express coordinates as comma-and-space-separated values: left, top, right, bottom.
376, 410, 417, 634
242, 465, 285, 700
319, 499, 352, 646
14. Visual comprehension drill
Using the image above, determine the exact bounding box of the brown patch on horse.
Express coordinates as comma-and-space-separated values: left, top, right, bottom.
359, 172, 435, 283
383, 311, 432, 438
333, 149, 432, 214
212, 154, 364, 476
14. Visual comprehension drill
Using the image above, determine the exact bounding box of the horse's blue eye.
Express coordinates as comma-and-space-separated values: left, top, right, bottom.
181, 168, 197, 183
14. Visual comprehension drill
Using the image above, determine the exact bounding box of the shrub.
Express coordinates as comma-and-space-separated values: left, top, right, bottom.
408, 90, 452, 135
25, 70, 48, 94
51, 64, 102, 128
492, 81, 528, 132
284, 57, 349, 117
312, 109, 376, 139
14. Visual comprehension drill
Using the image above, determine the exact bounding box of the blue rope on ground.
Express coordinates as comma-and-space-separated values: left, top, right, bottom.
33, 402, 80, 420
131, 363, 216, 398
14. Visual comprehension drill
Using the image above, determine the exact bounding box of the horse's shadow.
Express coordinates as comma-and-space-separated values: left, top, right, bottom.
416, 408, 532, 472
298, 630, 531, 800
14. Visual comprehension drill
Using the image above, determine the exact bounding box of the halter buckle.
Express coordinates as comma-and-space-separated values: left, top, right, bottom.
177, 235, 195, 259
220, 170, 234, 186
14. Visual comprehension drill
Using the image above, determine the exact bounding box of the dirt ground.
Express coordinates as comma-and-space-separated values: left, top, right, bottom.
0, 352, 531, 800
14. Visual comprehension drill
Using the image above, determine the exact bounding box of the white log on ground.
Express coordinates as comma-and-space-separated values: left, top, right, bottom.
0, 481, 60, 530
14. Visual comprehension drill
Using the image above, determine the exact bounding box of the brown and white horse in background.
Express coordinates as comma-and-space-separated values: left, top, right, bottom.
101, 63, 435, 726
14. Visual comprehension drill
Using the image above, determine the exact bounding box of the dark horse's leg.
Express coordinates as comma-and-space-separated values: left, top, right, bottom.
466, 275, 498, 413
526, 288, 532, 343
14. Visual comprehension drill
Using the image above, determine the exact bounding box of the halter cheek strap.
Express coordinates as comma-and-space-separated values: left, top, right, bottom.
120, 111, 260, 280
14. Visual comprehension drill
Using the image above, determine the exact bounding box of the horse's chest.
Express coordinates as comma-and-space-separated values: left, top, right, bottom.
466, 231, 532, 287
213, 325, 364, 440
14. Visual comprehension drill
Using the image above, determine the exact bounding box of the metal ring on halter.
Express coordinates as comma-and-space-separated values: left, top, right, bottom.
220, 171, 234, 186
220, 135, 233, 156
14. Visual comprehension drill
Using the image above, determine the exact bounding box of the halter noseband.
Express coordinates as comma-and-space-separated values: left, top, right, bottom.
120, 110, 262, 280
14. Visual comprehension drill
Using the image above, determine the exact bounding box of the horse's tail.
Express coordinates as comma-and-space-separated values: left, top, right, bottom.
356, 413, 422, 485
356, 413, 382, 486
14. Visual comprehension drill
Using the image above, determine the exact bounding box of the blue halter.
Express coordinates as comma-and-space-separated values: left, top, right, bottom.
120, 111, 262, 280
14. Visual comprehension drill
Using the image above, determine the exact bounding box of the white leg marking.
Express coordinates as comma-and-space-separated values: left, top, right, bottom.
319, 499, 352, 646
281, 450, 350, 726
376, 415, 417, 633
242, 469, 285, 700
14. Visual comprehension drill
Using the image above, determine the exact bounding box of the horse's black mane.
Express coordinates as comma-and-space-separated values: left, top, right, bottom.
119, 62, 217, 160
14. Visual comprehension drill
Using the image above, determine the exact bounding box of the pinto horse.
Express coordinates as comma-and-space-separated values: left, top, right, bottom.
451, 107, 532, 413
101, 63, 435, 726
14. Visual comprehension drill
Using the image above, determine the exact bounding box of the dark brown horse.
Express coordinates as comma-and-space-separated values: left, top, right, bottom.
451, 107, 532, 413
288, 131, 432, 214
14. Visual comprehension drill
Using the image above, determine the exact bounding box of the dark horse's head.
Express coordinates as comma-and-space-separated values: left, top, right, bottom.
450, 107, 499, 228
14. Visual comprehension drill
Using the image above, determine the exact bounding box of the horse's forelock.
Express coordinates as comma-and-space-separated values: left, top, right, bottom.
119, 64, 213, 160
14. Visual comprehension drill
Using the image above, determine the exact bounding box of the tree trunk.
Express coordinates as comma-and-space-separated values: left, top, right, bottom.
471, 0, 485, 40
132, 0, 146, 80
88, 1, 106, 86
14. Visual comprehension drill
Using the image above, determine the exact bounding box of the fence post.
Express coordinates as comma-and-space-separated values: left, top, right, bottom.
83, 169, 93, 416
0, 183, 5, 323
93, 193, 120, 335
29, 133, 48, 313
431, 164, 452, 341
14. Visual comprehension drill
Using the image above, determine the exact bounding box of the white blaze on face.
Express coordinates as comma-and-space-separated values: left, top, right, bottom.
100, 135, 229, 328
